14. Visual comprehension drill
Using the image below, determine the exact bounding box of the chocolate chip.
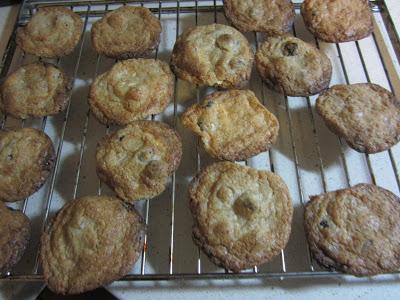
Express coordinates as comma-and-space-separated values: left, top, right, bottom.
204, 101, 213, 108
7, 154, 13, 160
319, 220, 329, 228
282, 42, 298, 56
119, 135, 125, 141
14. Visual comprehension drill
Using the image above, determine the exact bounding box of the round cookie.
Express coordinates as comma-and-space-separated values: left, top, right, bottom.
96, 121, 182, 202
40, 196, 144, 294
0, 63, 71, 119
305, 184, 400, 276
0, 202, 30, 273
91, 6, 161, 59
255, 35, 332, 96
0, 128, 55, 202
316, 83, 400, 153
170, 24, 254, 89
223, 0, 295, 35
16, 6, 83, 58
89, 59, 174, 126
301, 0, 373, 43
182, 89, 279, 161
189, 162, 293, 272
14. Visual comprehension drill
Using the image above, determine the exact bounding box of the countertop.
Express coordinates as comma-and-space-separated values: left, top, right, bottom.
1, 1, 400, 299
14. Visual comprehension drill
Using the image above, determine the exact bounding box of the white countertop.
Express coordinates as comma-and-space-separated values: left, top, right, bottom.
1, 1, 400, 299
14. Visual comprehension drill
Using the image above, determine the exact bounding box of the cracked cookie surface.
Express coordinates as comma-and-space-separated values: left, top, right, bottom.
91, 6, 161, 59
305, 184, 400, 276
182, 89, 279, 161
189, 162, 293, 272
40, 195, 144, 294
170, 24, 253, 89
17, 6, 83, 58
301, 0, 373, 43
1, 63, 71, 119
0, 128, 55, 202
96, 121, 182, 202
316, 83, 400, 153
0, 202, 30, 273
255, 35, 332, 96
223, 0, 295, 35
89, 59, 174, 126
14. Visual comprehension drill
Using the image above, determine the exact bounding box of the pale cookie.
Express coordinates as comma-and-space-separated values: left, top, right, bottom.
301, 0, 373, 43
189, 162, 293, 272
91, 6, 161, 59
96, 121, 182, 202
255, 35, 332, 96
223, 0, 295, 35
0, 128, 55, 202
170, 24, 254, 89
89, 59, 174, 126
316, 83, 400, 153
305, 184, 400, 276
16, 6, 83, 58
182, 89, 279, 161
40, 196, 144, 294
1, 63, 71, 119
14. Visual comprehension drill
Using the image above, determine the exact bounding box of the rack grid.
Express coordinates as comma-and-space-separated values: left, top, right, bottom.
1, 0, 400, 284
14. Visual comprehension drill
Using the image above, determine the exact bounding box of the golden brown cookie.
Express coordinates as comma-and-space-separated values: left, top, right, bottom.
16, 7, 83, 58
0, 128, 55, 202
0, 63, 71, 119
182, 89, 279, 161
223, 0, 295, 35
91, 6, 161, 59
189, 162, 293, 272
301, 0, 373, 43
0, 202, 30, 273
305, 184, 400, 276
316, 83, 400, 153
96, 121, 182, 202
89, 59, 174, 126
255, 35, 332, 96
170, 24, 254, 89
40, 196, 144, 294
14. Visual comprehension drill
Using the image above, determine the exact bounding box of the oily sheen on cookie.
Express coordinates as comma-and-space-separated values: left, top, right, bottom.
182, 89, 279, 161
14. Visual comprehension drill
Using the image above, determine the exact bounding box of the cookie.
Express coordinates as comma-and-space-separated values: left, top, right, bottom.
40, 196, 144, 294
0, 128, 55, 202
0, 63, 71, 119
301, 0, 373, 43
91, 6, 161, 59
305, 184, 400, 276
16, 6, 83, 58
170, 24, 254, 89
189, 162, 293, 272
255, 35, 332, 96
0, 202, 30, 273
316, 83, 400, 153
223, 0, 295, 35
182, 89, 279, 161
96, 121, 182, 202
89, 59, 174, 126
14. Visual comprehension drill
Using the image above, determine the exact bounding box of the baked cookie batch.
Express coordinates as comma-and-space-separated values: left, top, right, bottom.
1, 0, 399, 294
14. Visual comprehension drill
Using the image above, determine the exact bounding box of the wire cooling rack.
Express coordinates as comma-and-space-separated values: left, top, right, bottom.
0, 0, 400, 284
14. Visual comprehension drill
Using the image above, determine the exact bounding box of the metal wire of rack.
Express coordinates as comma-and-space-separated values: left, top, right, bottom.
0, 0, 400, 284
